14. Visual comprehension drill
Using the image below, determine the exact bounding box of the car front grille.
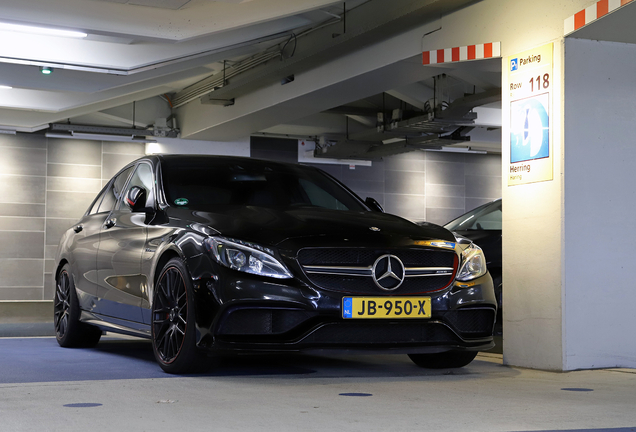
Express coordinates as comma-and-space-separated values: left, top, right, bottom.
297, 247, 457, 295
298, 248, 453, 267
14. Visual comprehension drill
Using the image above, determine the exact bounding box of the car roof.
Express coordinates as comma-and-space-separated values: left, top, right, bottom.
156, 154, 311, 170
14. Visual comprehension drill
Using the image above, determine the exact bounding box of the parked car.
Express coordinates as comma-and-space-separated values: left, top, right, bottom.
444, 199, 502, 332
54, 155, 497, 373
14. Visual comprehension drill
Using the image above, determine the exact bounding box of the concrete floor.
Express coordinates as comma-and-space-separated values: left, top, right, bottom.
1, 336, 635, 432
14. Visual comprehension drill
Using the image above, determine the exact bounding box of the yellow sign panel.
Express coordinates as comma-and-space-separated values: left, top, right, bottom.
342, 297, 432, 319
507, 43, 553, 186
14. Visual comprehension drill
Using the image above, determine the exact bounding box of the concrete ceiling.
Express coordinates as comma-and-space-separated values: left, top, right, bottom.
0, 0, 503, 156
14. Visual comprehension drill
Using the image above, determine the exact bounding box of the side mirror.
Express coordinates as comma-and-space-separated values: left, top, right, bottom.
125, 186, 147, 213
365, 197, 384, 213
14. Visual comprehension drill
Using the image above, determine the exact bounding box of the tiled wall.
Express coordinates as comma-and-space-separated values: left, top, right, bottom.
0, 133, 144, 302
251, 137, 502, 225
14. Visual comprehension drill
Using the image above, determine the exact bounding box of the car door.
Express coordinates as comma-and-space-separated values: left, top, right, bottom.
68, 183, 114, 313
93, 164, 146, 321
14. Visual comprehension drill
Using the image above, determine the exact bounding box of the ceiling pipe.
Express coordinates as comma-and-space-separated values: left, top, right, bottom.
173, 0, 478, 109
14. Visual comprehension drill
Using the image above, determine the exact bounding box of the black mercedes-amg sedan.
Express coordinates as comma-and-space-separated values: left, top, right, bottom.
54, 155, 496, 373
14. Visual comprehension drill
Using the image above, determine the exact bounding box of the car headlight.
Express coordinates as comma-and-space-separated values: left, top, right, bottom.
456, 243, 487, 281
204, 236, 292, 279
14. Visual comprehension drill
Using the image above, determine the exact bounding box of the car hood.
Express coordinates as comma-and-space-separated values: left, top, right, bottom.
168, 206, 455, 249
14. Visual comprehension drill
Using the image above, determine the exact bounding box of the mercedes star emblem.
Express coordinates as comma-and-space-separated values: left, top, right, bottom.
371, 254, 405, 290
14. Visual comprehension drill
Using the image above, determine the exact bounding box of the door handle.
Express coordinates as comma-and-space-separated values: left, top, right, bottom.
104, 219, 116, 229
73, 224, 83, 233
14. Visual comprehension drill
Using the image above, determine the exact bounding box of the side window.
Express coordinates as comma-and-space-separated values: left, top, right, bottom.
97, 166, 134, 214
119, 163, 154, 212
87, 184, 109, 215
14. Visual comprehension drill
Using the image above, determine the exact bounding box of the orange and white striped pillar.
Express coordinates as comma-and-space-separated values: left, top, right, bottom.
423, 42, 501, 65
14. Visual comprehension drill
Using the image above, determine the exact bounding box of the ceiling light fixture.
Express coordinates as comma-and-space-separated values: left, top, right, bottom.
45, 132, 156, 143
40, 67, 53, 75
0, 22, 87, 38
72, 132, 156, 143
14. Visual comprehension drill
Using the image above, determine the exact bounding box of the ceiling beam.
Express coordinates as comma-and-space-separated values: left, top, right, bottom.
313, 135, 477, 160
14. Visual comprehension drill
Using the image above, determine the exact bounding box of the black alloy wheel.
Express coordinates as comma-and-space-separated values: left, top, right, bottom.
54, 264, 102, 348
54, 270, 71, 339
151, 258, 207, 374
408, 350, 478, 369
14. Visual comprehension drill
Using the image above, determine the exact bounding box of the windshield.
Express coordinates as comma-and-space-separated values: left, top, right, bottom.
161, 158, 367, 212
444, 199, 502, 231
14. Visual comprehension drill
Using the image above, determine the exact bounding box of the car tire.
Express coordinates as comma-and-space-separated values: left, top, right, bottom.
151, 257, 208, 374
54, 264, 102, 348
408, 350, 478, 369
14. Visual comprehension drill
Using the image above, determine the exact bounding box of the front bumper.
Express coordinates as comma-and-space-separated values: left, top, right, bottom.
188, 254, 497, 354
212, 310, 495, 354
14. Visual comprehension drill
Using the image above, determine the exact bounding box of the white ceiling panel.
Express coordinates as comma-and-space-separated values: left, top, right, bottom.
0, 0, 341, 41
124, 0, 193, 9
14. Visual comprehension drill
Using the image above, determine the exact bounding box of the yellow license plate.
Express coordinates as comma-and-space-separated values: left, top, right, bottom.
342, 297, 431, 319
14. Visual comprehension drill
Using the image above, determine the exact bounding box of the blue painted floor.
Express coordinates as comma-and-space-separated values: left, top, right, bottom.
0, 337, 316, 383
0, 337, 167, 383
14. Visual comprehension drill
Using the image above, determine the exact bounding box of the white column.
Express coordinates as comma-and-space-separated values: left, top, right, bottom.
501, 40, 566, 370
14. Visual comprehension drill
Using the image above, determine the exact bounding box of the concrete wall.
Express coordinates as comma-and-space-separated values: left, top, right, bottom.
563, 37, 636, 369
251, 137, 501, 225
0, 133, 145, 302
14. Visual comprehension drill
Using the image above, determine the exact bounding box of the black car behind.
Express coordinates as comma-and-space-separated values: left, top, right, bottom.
444, 198, 502, 331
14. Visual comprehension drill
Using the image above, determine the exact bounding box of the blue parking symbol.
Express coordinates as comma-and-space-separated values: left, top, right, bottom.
510, 58, 518, 71
343, 298, 352, 318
